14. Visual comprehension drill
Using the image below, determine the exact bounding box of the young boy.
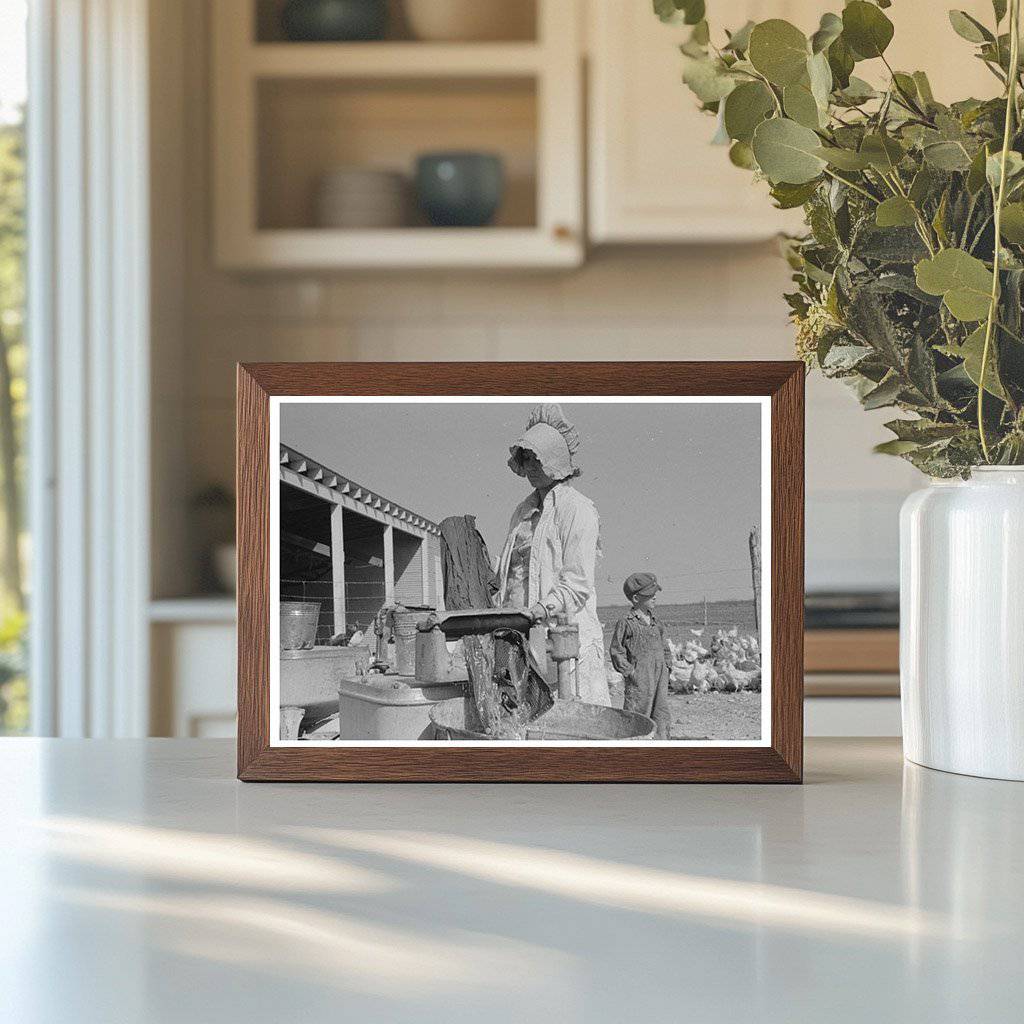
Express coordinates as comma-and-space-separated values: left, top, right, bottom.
609, 572, 674, 740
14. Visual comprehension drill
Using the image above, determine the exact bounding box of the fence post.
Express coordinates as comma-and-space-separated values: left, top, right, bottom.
749, 525, 761, 639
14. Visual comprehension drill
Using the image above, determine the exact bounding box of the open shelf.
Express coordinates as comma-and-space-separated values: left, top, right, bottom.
249, 42, 544, 77
221, 227, 578, 269
257, 76, 537, 232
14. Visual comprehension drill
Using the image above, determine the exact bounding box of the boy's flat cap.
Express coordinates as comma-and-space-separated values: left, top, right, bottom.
623, 572, 661, 600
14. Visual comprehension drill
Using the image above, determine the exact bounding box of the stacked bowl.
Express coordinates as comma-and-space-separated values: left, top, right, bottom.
314, 167, 409, 228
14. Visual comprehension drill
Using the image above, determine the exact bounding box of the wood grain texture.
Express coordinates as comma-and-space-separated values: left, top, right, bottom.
804, 629, 899, 674
237, 361, 805, 783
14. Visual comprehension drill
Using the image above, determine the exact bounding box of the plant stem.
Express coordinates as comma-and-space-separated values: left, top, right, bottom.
821, 167, 879, 203
996, 317, 1024, 344
979, 0, 1021, 462
968, 212, 994, 253
880, 54, 930, 120
873, 168, 937, 254
751, 69, 783, 117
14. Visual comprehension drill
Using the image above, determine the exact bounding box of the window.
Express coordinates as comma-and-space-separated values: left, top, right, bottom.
0, 0, 28, 734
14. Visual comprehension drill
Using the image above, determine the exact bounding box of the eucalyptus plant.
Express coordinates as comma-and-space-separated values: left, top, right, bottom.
659, 0, 1024, 475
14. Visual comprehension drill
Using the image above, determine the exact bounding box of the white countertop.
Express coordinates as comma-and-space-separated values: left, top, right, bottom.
1, 738, 1021, 1023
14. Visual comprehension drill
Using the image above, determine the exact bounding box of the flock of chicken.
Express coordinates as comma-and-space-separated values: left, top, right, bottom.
666, 628, 762, 694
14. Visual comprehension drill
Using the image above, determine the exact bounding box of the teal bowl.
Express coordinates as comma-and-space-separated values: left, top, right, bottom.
415, 152, 505, 228
281, 0, 388, 42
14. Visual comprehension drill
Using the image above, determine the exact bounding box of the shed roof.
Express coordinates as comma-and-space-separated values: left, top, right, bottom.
279, 444, 441, 536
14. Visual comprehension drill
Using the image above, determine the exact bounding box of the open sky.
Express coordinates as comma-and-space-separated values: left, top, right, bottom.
280, 399, 763, 606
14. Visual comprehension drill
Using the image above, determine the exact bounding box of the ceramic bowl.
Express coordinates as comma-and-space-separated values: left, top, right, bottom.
414, 152, 504, 228
403, 0, 534, 42
281, 0, 388, 42
315, 167, 409, 228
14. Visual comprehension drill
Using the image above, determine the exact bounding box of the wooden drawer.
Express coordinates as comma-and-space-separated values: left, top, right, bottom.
805, 629, 899, 674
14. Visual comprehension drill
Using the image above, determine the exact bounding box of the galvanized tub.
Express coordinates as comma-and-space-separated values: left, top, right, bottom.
280, 645, 371, 706
430, 697, 656, 741
338, 675, 467, 741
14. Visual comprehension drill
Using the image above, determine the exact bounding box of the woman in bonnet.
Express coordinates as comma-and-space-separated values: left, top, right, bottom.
497, 404, 611, 707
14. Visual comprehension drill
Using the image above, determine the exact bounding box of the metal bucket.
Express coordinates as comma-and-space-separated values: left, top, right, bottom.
429, 697, 656, 741
280, 601, 320, 650
392, 607, 434, 675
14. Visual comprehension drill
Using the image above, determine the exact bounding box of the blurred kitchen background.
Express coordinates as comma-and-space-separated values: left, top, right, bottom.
1, 0, 997, 739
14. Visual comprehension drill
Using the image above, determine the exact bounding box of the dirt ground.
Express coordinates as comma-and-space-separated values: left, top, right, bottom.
666, 692, 762, 740
607, 674, 761, 741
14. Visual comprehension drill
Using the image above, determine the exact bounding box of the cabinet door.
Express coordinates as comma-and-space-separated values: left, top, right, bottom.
588, 1, 815, 243
588, 1, 1003, 245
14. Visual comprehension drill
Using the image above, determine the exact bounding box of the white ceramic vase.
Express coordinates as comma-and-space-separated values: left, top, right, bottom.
900, 467, 1024, 780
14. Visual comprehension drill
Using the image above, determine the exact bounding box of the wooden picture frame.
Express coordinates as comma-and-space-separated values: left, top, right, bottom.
237, 362, 804, 782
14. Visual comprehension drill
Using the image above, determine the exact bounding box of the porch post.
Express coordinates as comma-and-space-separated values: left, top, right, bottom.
383, 524, 395, 604
420, 536, 430, 605
434, 541, 445, 612
330, 504, 346, 636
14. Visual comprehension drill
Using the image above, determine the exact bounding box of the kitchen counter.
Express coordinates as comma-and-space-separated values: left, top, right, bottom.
2, 738, 1021, 1023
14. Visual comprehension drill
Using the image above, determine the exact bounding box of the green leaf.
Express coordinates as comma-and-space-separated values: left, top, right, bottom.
958, 324, 1007, 398
783, 83, 822, 128
846, 283, 910, 371
875, 196, 918, 228
892, 72, 919, 102
710, 108, 731, 145
814, 145, 872, 170
986, 150, 1024, 190
908, 334, 940, 402
915, 249, 994, 321
967, 143, 993, 193
770, 179, 820, 208
654, 0, 705, 25
836, 75, 877, 104
855, 226, 929, 263
822, 341, 874, 374
1000, 202, 1024, 242
752, 117, 827, 184
723, 81, 775, 143
807, 51, 833, 110
681, 55, 737, 103
728, 140, 758, 169
862, 375, 902, 409
912, 71, 935, 105
909, 165, 936, 205
689, 20, 710, 47
860, 133, 905, 172
682, 0, 705, 25
948, 10, 993, 44
827, 35, 855, 89
724, 20, 755, 53
932, 190, 950, 246
874, 439, 922, 455
923, 141, 973, 171
810, 12, 843, 54
748, 19, 810, 87
842, 1, 894, 60
884, 418, 963, 443
653, 0, 677, 23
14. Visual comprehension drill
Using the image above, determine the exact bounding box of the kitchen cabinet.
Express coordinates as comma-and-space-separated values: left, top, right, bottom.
587, 0, 999, 244
212, 0, 584, 269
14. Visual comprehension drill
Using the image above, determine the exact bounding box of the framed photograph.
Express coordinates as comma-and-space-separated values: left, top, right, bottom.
237, 362, 804, 782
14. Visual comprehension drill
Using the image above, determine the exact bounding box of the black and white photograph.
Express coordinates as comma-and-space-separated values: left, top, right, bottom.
271, 396, 770, 745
